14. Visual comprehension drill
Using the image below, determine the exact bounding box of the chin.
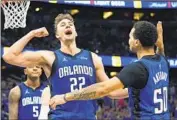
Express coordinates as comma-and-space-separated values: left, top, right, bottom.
129, 47, 136, 53
65, 38, 74, 42
31, 75, 40, 78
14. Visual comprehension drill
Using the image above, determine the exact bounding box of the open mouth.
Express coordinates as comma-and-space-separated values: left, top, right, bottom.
65, 29, 72, 35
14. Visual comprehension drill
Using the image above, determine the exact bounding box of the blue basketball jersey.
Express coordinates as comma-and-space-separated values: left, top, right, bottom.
18, 82, 46, 120
49, 49, 97, 120
128, 55, 170, 120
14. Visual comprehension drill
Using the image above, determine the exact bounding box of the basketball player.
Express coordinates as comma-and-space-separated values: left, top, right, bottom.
3, 13, 126, 120
8, 66, 47, 120
50, 21, 169, 120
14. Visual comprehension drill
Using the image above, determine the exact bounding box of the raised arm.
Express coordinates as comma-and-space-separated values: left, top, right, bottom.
2, 27, 50, 67
8, 86, 21, 120
155, 21, 165, 55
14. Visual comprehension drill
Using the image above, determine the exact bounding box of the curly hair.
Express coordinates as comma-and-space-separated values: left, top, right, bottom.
133, 21, 158, 47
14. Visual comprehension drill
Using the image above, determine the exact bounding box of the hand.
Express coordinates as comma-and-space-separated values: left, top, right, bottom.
155, 21, 164, 48
31, 27, 49, 38
49, 94, 66, 110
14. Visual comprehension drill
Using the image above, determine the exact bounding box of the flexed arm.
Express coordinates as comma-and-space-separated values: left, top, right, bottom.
2, 27, 49, 67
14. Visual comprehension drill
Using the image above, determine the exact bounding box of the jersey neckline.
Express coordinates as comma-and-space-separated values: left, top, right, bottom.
58, 49, 83, 57
22, 82, 42, 91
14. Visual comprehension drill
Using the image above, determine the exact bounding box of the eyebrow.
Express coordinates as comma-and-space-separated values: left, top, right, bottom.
60, 21, 73, 24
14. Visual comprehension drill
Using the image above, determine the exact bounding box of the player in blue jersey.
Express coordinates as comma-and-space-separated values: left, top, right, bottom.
50, 21, 169, 120
3, 13, 126, 120
8, 65, 47, 120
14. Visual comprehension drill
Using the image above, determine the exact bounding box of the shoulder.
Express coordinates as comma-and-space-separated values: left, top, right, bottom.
123, 61, 146, 72
38, 50, 55, 65
43, 86, 50, 93
91, 52, 101, 61
119, 61, 148, 80
10, 86, 21, 94
90, 52, 103, 69
9, 86, 21, 101
118, 61, 148, 89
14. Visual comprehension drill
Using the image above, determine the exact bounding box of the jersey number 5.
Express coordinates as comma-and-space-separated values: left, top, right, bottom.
33, 106, 39, 117
70, 77, 86, 92
154, 87, 168, 114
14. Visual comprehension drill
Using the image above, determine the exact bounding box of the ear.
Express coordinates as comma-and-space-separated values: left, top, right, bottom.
134, 39, 141, 47
55, 33, 60, 39
24, 68, 27, 75
75, 31, 78, 37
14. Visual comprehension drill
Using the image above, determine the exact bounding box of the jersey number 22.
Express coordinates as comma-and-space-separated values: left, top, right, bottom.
70, 77, 85, 92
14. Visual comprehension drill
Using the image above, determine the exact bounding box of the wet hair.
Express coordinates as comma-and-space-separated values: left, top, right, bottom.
133, 21, 158, 47
54, 13, 74, 34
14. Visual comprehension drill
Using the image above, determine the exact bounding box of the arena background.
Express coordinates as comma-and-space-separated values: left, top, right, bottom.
1, 0, 177, 119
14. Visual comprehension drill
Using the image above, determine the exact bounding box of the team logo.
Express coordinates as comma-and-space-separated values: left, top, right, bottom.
25, 90, 30, 94
63, 57, 68, 62
80, 56, 88, 60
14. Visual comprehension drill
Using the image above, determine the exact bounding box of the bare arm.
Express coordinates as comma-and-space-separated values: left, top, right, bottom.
91, 53, 109, 83
38, 86, 50, 120
108, 88, 128, 99
2, 27, 50, 67
65, 77, 124, 100
41, 86, 51, 106
92, 53, 128, 99
156, 21, 165, 56
49, 77, 124, 109
8, 86, 21, 120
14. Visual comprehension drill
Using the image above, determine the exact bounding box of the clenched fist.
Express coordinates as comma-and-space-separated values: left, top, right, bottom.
31, 27, 49, 38
49, 94, 67, 110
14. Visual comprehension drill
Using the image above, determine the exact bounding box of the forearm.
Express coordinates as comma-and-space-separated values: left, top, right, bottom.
65, 77, 124, 101
5, 31, 34, 56
108, 88, 129, 99
9, 109, 18, 120
65, 84, 110, 101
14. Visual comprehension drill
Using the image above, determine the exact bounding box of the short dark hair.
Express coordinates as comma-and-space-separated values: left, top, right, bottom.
133, 21, 157, 47
54, 13, 74, 34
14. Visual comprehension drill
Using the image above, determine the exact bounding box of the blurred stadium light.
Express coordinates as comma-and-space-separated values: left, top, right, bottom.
70, 9, 79, 15
35, 7, 40, 12
134, 12, 144, 20
103, 11, 113, 19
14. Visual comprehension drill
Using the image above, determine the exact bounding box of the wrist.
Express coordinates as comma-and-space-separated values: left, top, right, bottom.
29, 30, 36, 38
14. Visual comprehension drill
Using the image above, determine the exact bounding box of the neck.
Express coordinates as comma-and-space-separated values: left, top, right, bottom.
60, 40, 80, 55
25, 78, 40, 89
136, 47, 155, 59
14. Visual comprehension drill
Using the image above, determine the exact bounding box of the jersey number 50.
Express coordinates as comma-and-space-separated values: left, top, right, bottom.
70, 77, 86, 92
154, 87, 168, 114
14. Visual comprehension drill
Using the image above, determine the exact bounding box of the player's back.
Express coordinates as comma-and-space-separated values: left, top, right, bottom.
49, 49, 97, 120
128, 54, 170, 120
18, 82, 46, 120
